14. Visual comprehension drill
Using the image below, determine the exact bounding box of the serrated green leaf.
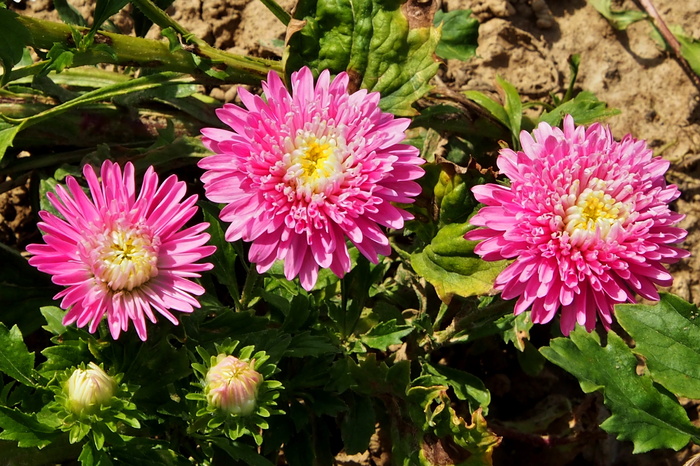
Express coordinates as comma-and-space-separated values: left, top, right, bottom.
501, 311, 533, 352
0, 9, 31, 85
411, 221, 508, 301
54, 0, 89, 27
616, 293, 700, 399
539, 90, 620, 126
434, 9, 478, 61
286, 0, 440, 115
0, 324, 35, 387
588, 0, 648, 30
421, 362, 490, 414
541, 328, 700, 453
361, 319, 414, 350
41, 306, 67, 335
93, 0, 130, 31
39, 341, 90, 375
0, 406, 57, 448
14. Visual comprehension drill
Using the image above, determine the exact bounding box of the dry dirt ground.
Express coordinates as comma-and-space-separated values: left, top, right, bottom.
4, 0, 700, 465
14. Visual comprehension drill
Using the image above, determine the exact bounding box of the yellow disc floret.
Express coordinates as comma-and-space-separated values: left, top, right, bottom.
285, 130, 345, 195
92, 223, 160, 291
564, 186, 628, 237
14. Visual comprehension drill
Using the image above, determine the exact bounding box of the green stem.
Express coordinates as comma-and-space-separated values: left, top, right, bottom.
130, 0, 194, 39
14, 15, 281, 84
130, 0, 282, 79
258, 0, 292, 26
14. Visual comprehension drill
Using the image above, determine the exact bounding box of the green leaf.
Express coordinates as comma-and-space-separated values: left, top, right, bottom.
285, 332, 339, 357
588, 0, 648, 30
539, 90, 620, 126
421, 362, 490, 414
0, 9, 31, 85
4, 72, 187, 131
54, 0, 89, 27
541, 328, 700, 453
93, 0, 130, 31
39, 341, 90, 376
0, 324, 35, 387
496, 75, 522, 148
674, 28, 700, 77
433, 9, 478, 61
361, 319, 414, 350
286, 0, 440, 115
109, 439, 191, 466
212, 438, 276, 466
463, 90, 509, 127
340, 393, 376, 454
0, 125, 20, 163
616, 293, 700, 399
201, 203, 239, 299
0, 406, 57, 448
411, 221, 508, 301
41, 306, 68, 335
432, 167, 485, 227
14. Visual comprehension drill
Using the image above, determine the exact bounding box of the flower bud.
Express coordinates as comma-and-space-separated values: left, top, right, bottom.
205, 355, 262, 416
65, 362, 116, 414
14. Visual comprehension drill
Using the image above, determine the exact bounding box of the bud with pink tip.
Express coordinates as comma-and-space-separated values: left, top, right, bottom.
205, 355, 262, 416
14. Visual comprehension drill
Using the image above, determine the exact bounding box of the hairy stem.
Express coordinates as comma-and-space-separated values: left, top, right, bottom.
14, 15, 281, 84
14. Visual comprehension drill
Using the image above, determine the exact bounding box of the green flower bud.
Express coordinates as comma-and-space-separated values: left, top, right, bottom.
65, 362, 116, 415
205, 355, 262, 416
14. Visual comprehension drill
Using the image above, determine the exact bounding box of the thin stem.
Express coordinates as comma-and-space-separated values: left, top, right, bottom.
636, 0, 700, 90
130, 0, 282, 79
14, 15, 280, 85
258, 0, 292, 26
130, 0, 193, 39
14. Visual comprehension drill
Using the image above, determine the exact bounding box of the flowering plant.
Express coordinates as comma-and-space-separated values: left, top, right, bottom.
0, 0, 698, 464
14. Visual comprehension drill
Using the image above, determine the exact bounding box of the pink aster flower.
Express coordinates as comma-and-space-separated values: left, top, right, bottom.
466, 115, 688, 335
199, 67, 424, 290
27, 161, 215, 341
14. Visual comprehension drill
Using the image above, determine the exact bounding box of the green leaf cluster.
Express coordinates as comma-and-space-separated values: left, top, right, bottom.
541, 323, 700, 453
286, 0, 441, 115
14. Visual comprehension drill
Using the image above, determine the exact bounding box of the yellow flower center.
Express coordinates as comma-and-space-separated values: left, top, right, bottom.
300, 140, 333, 179
92, 224, 159, 291
564, 187, 627, 237
285, 131, 345, 194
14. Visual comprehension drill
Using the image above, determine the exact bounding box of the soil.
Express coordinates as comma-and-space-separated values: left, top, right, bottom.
4, 0, 700, 465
